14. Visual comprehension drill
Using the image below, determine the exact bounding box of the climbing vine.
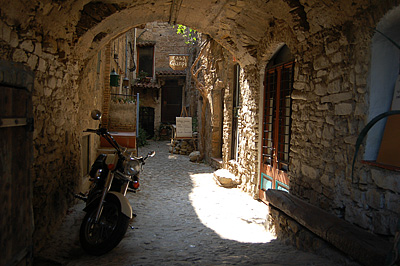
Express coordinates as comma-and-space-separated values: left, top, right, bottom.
174, 24, 198, 44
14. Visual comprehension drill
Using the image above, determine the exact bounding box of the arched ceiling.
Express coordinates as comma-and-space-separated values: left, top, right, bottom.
0, 0, 377, 65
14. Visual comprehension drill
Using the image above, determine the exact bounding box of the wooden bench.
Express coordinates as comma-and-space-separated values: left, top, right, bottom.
265, 189, 393, 266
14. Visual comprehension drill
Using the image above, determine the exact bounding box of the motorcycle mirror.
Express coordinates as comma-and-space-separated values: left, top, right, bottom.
91, 110, 102, 120
148, 151, 156, 157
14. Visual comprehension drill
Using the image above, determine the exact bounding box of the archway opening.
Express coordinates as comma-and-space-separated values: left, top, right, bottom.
365, 5, 400, 161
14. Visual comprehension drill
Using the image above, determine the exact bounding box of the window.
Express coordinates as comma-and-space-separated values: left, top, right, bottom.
137, 45, 154, 77
231, 64, 241, 160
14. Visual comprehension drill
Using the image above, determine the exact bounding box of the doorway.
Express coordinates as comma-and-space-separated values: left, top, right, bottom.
161, 80, 183, 123
259, 46, 294, 202
139, 106, 155, 139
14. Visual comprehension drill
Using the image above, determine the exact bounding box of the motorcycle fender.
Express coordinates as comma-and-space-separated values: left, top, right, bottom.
108, 191, 132, 219
105, 154, 118, 170
83, 192, 132, 219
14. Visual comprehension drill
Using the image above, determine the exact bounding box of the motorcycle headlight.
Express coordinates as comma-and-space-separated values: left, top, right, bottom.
124, 159, 140, 176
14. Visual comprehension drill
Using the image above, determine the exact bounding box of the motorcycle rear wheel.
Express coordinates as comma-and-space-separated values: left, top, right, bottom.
79, 195, 130, 255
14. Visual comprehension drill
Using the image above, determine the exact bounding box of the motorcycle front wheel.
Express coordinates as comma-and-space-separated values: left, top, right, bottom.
79, 195, 130, 255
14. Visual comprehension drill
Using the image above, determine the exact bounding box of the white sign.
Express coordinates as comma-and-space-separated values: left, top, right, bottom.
176, 117, 192, 137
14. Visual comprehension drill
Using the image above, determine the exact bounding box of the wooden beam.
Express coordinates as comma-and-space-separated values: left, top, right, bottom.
265, 189, 392, 266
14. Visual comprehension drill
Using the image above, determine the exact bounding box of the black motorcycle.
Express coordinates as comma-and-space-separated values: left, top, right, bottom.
75, 110, 155, 255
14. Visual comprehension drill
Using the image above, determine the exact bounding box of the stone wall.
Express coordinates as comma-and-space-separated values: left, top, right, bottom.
199, 0, 400, 240
109, 101, 136, 132
266, 206, 357, 265
284, 7, 399, 238
0, 15, 104, 250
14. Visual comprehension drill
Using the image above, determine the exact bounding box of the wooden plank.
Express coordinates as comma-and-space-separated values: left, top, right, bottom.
265, 189, 392, 266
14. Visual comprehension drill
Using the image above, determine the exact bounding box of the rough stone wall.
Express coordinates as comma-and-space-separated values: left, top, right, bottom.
286, 10, 399, 237
199, 0, 400, 239
196, 40, 230, 160
198, 39, 260, 197
259, 3, 400, 238
223, 64, 261, 196
0, 13, 104, 251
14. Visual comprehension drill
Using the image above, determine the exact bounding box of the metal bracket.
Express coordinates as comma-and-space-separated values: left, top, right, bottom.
0, 117, 34, 131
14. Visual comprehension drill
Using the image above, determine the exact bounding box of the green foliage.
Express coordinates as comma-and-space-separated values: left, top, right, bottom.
137, 70, 149, 81
111, 96, 135, 104
137, 126, 148, 147
174, 24, 198, 45
192, 117, 198, 132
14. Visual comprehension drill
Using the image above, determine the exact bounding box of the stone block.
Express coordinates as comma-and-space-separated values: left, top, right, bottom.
366, 189, 384, 210
322, 125, 334, 140
371, 169, 400, 193
12, 49, 28, 62
313, 55, 329, 70
213, 168, 239, 188
314, 84, 327, 96
27, 54, 38, 70
20, 40, 35, 53
0, 20, 11, 42
321, 92, 352, 103
327, 79, 341, 94
189, 151, 200, 162
331, 52, 343, 64
385, 192, 400, 213
301, 164, 318, 180
325, 41, 340, 55
38, 58, 47, 72
334, 103, 352, 115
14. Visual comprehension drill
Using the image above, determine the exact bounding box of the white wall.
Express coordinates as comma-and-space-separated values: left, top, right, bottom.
365, 5, 400, 160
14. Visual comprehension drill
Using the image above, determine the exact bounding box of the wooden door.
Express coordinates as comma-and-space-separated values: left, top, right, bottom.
161, 80, 182, 123
259, 61, 294, 202
0, 60, 34, 266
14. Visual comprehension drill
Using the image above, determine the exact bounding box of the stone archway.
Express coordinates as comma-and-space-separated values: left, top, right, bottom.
365, 4, 400, 161
2, 0, 400, 256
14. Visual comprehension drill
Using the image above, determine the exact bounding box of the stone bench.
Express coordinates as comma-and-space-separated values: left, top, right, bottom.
265, 189, 393, 266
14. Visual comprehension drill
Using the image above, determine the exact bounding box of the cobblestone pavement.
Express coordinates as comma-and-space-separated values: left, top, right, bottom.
37, 141, 342, 266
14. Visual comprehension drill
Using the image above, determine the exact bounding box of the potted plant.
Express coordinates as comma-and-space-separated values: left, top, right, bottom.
137, 71, 149, 83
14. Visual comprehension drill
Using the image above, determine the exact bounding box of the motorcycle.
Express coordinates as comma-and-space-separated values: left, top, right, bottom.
75, 110, 155, 255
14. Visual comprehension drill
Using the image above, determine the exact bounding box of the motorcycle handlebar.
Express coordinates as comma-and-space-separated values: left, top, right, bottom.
84, 128, 108, 135
84, 129, 98, 133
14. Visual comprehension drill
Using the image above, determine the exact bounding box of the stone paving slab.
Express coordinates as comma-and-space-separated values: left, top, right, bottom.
36, 141, 341, 266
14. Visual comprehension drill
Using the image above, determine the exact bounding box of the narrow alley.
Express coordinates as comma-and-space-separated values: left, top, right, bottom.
36, 141, 347, 266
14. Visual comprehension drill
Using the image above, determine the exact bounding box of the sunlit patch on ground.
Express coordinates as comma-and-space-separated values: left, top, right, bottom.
189, 173, 276, 243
